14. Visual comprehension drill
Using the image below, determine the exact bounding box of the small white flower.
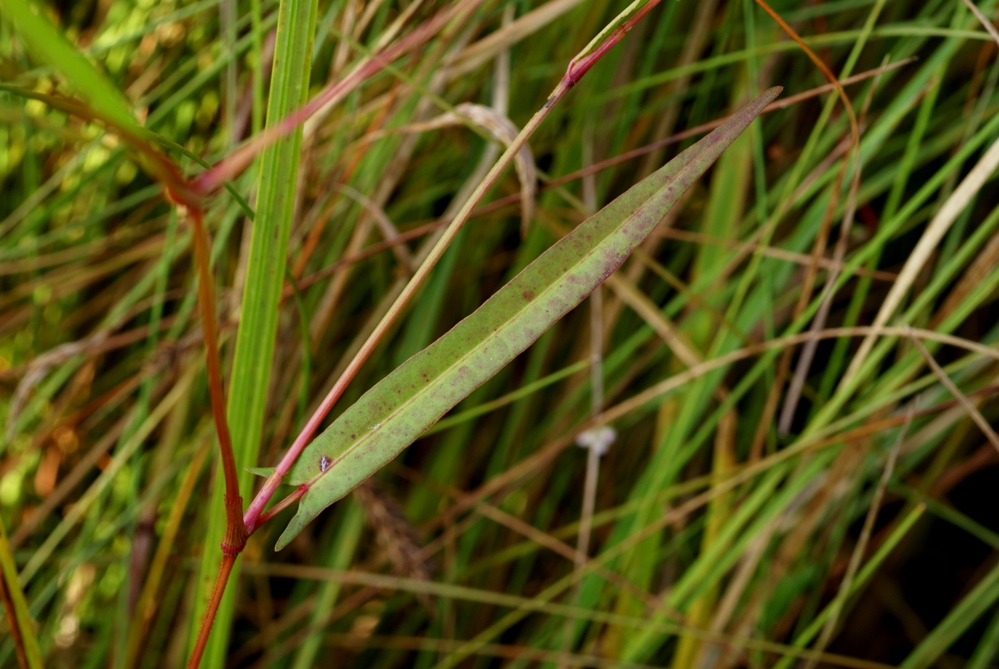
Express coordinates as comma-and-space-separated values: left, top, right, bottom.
575, 426, 616, 456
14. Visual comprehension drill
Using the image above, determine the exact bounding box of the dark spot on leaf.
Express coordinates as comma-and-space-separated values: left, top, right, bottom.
522, 289, 535, 301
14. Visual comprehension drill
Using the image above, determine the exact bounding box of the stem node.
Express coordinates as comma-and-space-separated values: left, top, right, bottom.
221, 494, 248, 555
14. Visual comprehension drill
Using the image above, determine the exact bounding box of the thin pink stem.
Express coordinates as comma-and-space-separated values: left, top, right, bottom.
564, 1, 660, 87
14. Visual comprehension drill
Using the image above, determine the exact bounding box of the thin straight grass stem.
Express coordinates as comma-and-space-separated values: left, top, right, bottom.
962, 0, 999, 46
907, 326, 999, 453
579, 287, 606, 562
0, 516, 42, 669
842, 134, 999, 386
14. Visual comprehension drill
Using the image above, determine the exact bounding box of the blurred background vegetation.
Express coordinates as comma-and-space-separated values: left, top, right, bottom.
3, 0, 999, 667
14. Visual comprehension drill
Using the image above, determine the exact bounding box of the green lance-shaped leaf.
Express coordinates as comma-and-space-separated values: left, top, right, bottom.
275, 86, 782, 550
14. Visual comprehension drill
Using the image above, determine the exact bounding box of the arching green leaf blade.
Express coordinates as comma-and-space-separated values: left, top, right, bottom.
276, 86, 782, 550
0, 0, 141, 136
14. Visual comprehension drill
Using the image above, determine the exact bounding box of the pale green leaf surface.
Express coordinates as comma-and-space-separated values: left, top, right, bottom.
275, 87, 781, 550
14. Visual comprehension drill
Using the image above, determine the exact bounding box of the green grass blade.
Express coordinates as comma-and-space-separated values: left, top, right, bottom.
901, 560, 999, 669
188, 0, 318, 661
290, 500, 365, 669
275, 86, 782, 550
0, 515, 43, 669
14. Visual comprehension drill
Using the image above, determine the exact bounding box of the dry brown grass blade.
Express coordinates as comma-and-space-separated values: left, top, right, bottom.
931, 221, 999, 328
126, 432, 211, 666
636, 0, 719, 177
605, 274, 702, 368
392, 102, 537, 235
446, 0, 588, 78
602, 326, 999, 431
906, 325, 999, 454
962, 0, 999, 47
404, 468, 683, 620
330, 184, 416, 273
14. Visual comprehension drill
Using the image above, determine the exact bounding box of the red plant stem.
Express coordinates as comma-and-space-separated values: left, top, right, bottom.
182, 207, 244, 669
186, 553, 237, 669
242, 0, 667, 537
0, 575, 31, 669
243, 419, 326, 534
185, 205, 247, 553
556, 0, 661, 97
254, 484, 307, 528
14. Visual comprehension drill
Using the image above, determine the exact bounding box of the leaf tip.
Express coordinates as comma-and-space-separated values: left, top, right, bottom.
274, 525, 297, 551
274, 507, 312, 551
